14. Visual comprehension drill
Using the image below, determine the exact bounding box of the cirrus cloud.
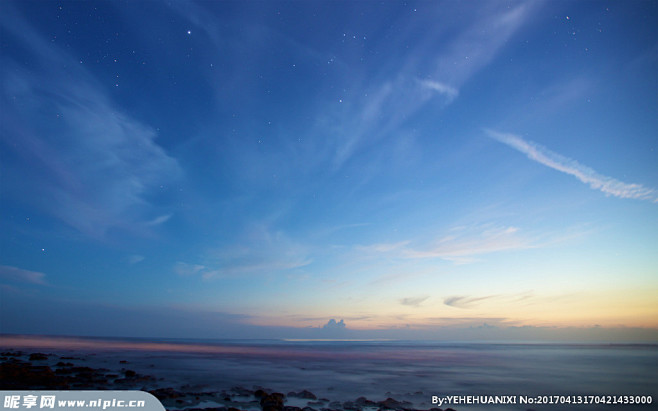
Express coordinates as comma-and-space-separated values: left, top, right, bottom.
0, 265, 47, 285
486, 130, 658, 202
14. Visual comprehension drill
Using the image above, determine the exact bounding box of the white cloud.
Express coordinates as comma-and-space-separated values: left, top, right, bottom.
486, 130, 658, 202
0, 265, 47, 285
146, 214, 173, 226
322, 318, 346, 330
174, 262, 207, 277
128, 255, 145, 265
418, 79, 459, 102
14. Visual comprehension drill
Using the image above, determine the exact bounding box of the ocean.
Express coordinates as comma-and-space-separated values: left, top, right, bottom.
1, 335, 656, 410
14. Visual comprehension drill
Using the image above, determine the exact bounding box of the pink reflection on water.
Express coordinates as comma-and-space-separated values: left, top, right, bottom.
0, 334, 481, 366
0, 335, 387, 359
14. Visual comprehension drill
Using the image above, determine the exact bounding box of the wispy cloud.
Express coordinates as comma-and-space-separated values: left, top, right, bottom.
444, 295, 499, 309
445, 292, 537, 309
178, 224, 312, 280
209, 226, 312, 278
417, 317, 512, 328
418, 79, 459, 102
146, 214, 173, 226
127, 255, 145, 265
332, 2, 538, 169
330, 4, 537, 169
0, 265, 47, 285
357, 241, 410, 254
486, 130, 658, 202
404, 225, 528, 261
0, 7, 181, 238
400, 296, 429, 307
174, 262, 207, 277
358, 225, 531, 264
170, 2, 538, 175
433, 2, 538, 87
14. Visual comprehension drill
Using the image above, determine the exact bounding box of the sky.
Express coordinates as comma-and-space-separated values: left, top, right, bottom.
1, 0, 657, 342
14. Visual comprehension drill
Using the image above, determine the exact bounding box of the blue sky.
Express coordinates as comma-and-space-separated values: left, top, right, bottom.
1, 0, 657, 341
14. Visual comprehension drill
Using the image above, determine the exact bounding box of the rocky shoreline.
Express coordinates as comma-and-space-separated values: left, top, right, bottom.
0, 350, 455, 411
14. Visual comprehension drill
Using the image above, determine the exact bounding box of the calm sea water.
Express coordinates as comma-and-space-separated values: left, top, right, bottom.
2, 336, 657, 410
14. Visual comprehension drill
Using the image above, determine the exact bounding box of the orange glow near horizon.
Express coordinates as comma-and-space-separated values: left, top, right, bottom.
243, 286, 658, 331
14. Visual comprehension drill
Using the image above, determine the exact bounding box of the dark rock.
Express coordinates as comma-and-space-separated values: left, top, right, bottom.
254, 389, 268, 399
377, 398, 411, 410
0, 361, 69, 389
149, 387, 183, 400
72, 366, 96, 375
120, 360, 128, 364
260, 392, 285, 411
355, 397, 377, 407
56, 362, 74, 367
341, 401, 359, 410
288, 390, 317, 400
283, 407, 302, 411
29, 353, 48, 361
184, 408, 229, 411
124, 369, 136, 378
